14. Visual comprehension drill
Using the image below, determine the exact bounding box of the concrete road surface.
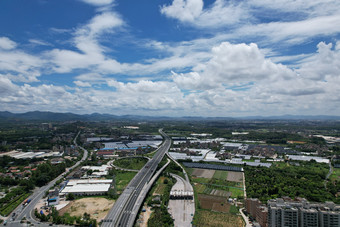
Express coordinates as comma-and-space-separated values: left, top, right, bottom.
168, 174, 195, 227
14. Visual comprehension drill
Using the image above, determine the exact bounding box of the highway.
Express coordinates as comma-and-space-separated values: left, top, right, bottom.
102, 129, 171, 227
6, 131, 88, 227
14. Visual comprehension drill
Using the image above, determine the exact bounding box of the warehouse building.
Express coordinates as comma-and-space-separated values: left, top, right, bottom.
60, 179, 113, 196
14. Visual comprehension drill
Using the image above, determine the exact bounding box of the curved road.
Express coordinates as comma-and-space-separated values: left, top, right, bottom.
6, 131, 88, 227
102, 129, 171, 227
168, 174, 195, 227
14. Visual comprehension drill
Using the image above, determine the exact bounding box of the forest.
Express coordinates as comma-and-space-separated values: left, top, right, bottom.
245, 161, 340, 203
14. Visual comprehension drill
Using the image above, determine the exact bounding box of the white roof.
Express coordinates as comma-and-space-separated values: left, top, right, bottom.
61, 184, 111, 193
61, 179, 113, 194
287, 155, 329, 163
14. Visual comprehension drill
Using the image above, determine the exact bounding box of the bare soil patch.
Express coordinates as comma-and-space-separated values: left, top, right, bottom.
227, 171, 243, 183
198, 194, 228, 210
211, 202, 231, 213
136, 205, 152, 227
59, 197, 115, 223
192, 168, 215, 178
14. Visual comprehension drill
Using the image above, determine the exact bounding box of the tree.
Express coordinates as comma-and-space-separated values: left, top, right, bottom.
66, 193, 75, 200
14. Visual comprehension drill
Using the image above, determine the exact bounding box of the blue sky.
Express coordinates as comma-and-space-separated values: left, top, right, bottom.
0, 0, 340, 117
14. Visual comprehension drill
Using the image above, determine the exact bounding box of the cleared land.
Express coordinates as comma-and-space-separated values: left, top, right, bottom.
227, 171, 243, 183
192, 168, 243, 183
59, 197, 115, 223
198, 194, 229, 212
192, 168, 215, 178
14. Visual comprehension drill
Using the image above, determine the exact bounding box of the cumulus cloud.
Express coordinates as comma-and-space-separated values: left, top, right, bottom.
0, 37, 17, 50
297, 42, 340, 80
0, 76, 17, 95
160, 0, 203, 23
173, 42, 295, 90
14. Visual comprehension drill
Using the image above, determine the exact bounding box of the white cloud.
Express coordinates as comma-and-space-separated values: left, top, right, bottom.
161, 0, 248, 28
29, 39, 51, 46
160, 0, 340, 46
249, 0, 340, 16
48, 11, 124, 73
83, 11, 123, 37
80, 0, 114, 6
297, 42, 340, 80
74, 80, 92, 87
0, 37, 17, 50
0, 42, 43, 82
237, 15, 340, 44
173, 42, 295, 90
0, 75, 17, 95
160, 0, 203, 23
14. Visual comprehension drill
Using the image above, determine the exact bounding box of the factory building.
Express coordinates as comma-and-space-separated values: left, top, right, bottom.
60, 179, 113, 196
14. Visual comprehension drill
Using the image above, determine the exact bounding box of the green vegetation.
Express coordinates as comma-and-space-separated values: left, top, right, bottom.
35, 207, 97, 226
164, 160, 185, 179
193, 210, 243, 227
115, 171, 136, 191
147, 174, 175, 227
229, 205, 239, 215
147, 206, 174, 227
0, 157, 67, 216
113, 157, 148, 170
245, 161, 340, 203
0, 192, 30, 216
330, 168, 340, 182
107, 168, 136, 193
189, 170, 243, 198
153, 177, 168, 195
213, 170, 228, 180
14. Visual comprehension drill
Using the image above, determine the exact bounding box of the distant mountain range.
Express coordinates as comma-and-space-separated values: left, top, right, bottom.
0, 111, 340, 122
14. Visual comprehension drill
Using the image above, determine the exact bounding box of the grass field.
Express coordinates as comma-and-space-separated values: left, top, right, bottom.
330, 168, 340, 181
194, 183, 207, 194
213, 170, 228, 180
115, 171, 137, 192
193, 209, 243, 227
229, 205, 239, 215
192, 177, 210, 184
113, 157, 148, 170
153, 176, 168, 195
228, 187, 244, 198
185, 167, 194, 175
